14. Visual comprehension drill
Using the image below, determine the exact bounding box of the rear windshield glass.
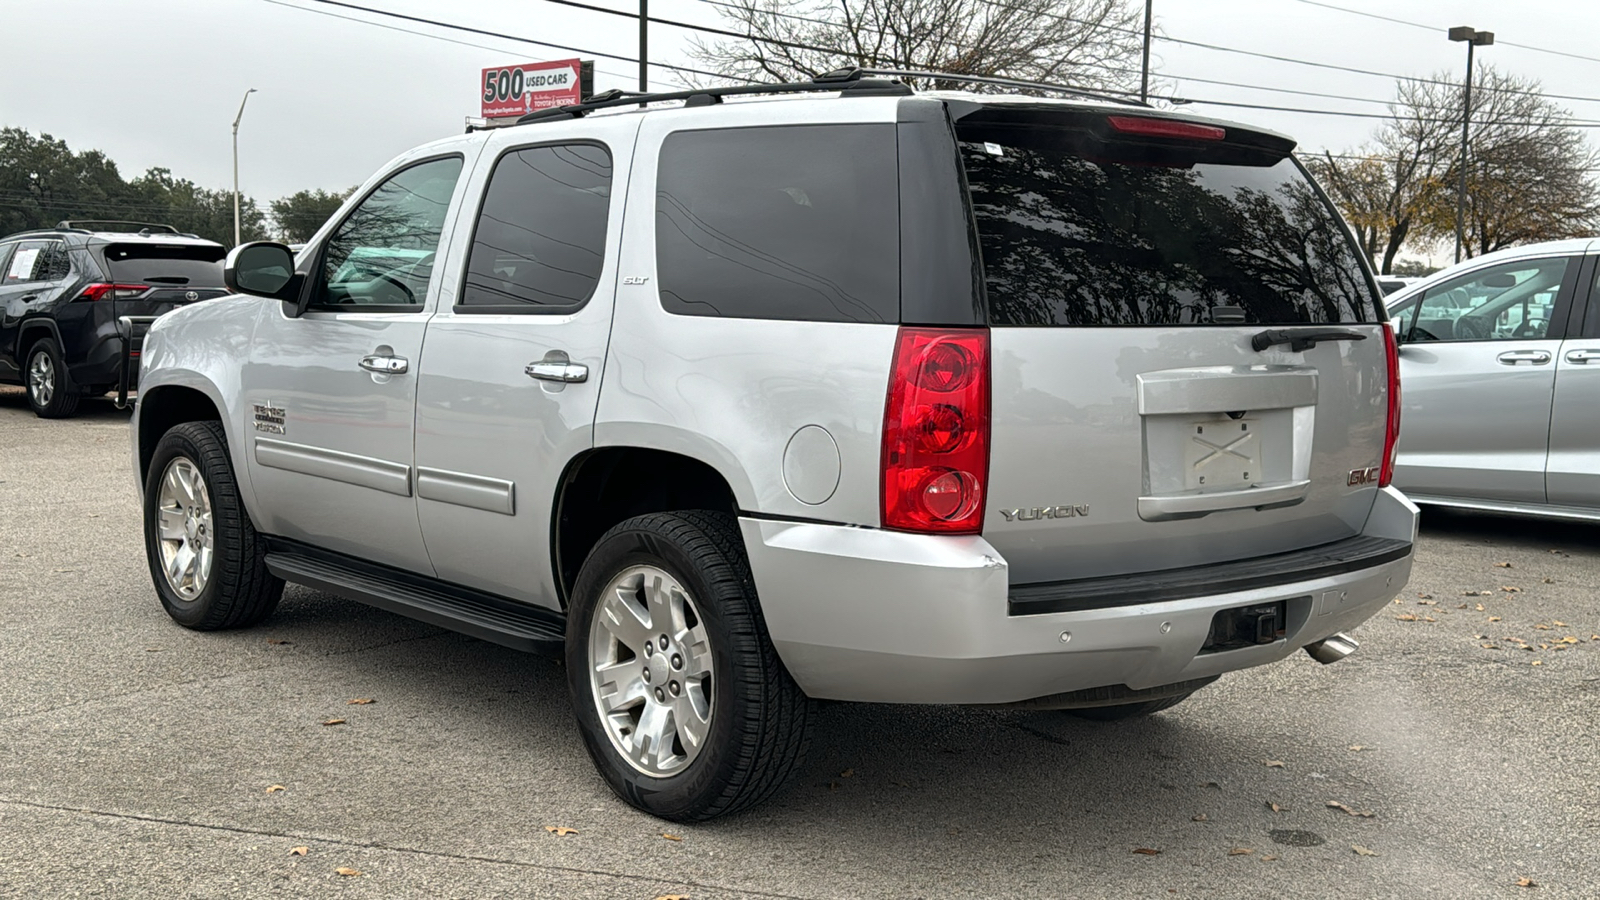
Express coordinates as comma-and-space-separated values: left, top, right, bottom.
958, 133, 1377, 327
103, 243, 226, 286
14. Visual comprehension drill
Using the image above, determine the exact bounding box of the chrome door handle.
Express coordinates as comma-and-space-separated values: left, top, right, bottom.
1566, 348, 1600, 364
1496, 350, 1551, 365
525, 361, 588, 383
359, 354, 409, 375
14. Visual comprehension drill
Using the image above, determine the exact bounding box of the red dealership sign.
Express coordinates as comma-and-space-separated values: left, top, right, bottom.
481, 59, 589, 119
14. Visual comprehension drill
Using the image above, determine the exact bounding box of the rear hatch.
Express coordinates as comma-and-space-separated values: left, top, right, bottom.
951, 103, 1390, 584
96, 241, 228, 319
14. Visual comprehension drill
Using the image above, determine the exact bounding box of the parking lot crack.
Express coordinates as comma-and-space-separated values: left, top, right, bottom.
0, 796, 822, 899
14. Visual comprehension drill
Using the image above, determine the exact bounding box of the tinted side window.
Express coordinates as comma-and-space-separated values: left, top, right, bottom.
315, 156, 464, 309
460, 144, 612, 312
655, 124, 899, 323
1408, 257, 1569, 342
959, 138, 1376, 327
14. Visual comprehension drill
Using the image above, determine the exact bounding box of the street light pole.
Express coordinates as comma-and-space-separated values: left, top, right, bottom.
1140, 0, 1153, 104
231, 88, 257, 249
1448, 27, 1493, 264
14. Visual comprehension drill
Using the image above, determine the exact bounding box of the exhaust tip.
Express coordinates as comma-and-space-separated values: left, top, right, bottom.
1304, 632, 1359, 665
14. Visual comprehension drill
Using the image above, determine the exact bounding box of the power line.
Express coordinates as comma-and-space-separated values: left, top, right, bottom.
1291, 0, 1600, 67
257, 0, 640, 84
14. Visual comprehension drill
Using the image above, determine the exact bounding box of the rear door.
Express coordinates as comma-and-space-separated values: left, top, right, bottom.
1387, 254, 1580, 504
953, 106, 1392, 583
96, 241, 229, 319
413, 119, 634, 606
1546, 250, 1600, 508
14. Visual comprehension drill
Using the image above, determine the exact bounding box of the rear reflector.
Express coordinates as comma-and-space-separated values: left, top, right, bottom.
75, 283, 150, 302
1379, 324, 1401, 488
1106, 116, 1226, 141
882, 328, 990, 534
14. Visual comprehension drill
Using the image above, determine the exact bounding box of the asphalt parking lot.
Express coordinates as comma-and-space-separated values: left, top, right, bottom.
1, 387, 1596, 899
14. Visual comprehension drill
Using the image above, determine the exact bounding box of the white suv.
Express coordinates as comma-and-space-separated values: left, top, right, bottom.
129, 71, 1416, 821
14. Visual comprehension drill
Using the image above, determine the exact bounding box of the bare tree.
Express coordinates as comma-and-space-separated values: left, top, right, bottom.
688, 0, 1149, 94
1314, 66, 1598, 272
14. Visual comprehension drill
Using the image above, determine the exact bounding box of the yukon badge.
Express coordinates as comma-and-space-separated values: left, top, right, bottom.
1000, 505, 1089, 522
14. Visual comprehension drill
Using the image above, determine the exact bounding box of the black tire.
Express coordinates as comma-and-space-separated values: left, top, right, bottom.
143, 420, 283, 630
24, 338, 80, 419
1067, 692, 1194, 721
566, 511, 812, 822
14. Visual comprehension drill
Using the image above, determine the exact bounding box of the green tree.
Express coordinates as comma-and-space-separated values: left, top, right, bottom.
270, 188, 354, 243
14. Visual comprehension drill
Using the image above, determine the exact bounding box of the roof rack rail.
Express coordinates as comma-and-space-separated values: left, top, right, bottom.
855, 68, 1150, 108
55, 220, 181, 234
515, 68, 911, 125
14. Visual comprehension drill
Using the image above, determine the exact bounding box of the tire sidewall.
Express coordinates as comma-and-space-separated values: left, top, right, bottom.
566, 520, 749, 820
143, 427, 225, 627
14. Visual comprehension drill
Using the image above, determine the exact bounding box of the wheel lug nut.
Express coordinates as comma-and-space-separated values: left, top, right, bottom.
642, 667, 651, 683
654, 687, 666, 702
659, 636, 669, 651
669, 682, 680, 696
671, 653, 682, 670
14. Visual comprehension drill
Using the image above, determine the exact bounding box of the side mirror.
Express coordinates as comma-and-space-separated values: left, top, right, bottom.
224, 242, 299, 300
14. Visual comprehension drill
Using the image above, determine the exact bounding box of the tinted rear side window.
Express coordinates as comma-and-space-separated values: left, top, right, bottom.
103, 243, 226, 286
958, 133, 1376, 327
460, 143, 612, 312
655, 124, 898, 323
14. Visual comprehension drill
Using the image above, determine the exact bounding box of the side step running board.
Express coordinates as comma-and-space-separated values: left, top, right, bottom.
264, 545, 565, 655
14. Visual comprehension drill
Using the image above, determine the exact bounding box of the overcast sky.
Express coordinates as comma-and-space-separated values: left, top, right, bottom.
3, 0, 1598, 206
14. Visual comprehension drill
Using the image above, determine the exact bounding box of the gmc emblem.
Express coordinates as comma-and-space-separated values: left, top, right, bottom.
1347, 466, 1380, 486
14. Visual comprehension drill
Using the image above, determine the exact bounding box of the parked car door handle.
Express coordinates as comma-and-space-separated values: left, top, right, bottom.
1496, 350, 1551, 365
525, 360, 588, 383
1565, 348, 1600, 364
359, 354, 409, 375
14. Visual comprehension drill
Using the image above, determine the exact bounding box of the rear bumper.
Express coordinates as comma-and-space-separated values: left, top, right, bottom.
741, 487, 1418, 704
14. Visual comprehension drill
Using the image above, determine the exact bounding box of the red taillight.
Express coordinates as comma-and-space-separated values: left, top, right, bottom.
76, 283, 150, 302
882, 328, 990, 534
1379, 324, 1401, 488
1106, 115, 1226, 141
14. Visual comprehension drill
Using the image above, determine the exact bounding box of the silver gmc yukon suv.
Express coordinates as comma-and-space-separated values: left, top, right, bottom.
129, 70, 1417, 821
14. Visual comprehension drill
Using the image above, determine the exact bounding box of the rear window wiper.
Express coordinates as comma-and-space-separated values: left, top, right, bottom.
1250, 328, 1368, 353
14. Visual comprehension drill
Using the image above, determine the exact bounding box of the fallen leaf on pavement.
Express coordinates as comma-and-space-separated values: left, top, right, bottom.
1516, 878, 1538, 888
321, 719, 346, 727
653, 895, 689, 900
289, 846, 308, 856
1228, 848, 1253, 856
1475, 603, 1485, 611
265, 785, 286, 793
1560, 637, 1579, 644
1543, 578, 1555, 584
1260, 854, 1279, 861
1532, 660, 1543, 666
1553, 620, 1567, 627
662, 833, 683, 841
1347, 745, 1372, 752
1267, 802, 1286, 813
1264, 760, 1285, 768
1352, 844, 1379, 857
335, 867, 360, 877
347, 698, 375, 705
1501, 586, 1522, 593
1327, 800, 1375, 818
839, 768, 854, 778
1192, 813, 1208, 821
1394, 614, 1419, 621
1489, 616, 1502, 622
1132, 848, 1162, 855
267, 639, 291, 645
1496, 562, 1513, 568
1481, 643, 1500, 649
544, 826, 578, 836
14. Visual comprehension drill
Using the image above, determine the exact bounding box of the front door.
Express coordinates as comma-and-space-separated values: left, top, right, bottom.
1547, 252, 1600, 509
1389, 254, 1580, 504
414, 120, 635, 607
241, 152, 473, 573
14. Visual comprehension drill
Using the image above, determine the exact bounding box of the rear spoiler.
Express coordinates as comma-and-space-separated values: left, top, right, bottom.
946, 102, 1297, 168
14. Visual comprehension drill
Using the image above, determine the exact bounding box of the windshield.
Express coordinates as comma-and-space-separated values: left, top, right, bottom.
103, 243, 226, 286
957, 128, 1379, 327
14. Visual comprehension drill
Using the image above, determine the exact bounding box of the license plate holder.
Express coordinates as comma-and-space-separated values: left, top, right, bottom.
1183, 419, 1259, 490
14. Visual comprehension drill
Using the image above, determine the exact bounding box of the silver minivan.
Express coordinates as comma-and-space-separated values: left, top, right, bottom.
1386, 239, 1600, 519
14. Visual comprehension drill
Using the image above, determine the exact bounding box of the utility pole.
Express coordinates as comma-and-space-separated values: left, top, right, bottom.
1448, 26, 1493, 264
1140, 0, 1153, 104
232, 88, 257, 249
639, 0, 648, 92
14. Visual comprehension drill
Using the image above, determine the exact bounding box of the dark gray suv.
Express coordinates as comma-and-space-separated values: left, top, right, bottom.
0, 222, 226, 417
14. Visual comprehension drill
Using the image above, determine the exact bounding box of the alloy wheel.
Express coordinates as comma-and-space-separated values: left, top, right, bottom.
27, 350, 54, 407
154, 457, 215, 601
